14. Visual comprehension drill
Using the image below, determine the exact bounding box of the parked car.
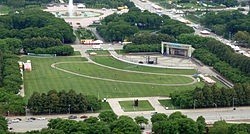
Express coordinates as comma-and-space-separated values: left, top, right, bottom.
16, 118, 22, 121
37, 117, 46, 120
28, 117, 36, 120
68, 115, 77, 119
80, 115, 88, 119
11, 119, 20, 123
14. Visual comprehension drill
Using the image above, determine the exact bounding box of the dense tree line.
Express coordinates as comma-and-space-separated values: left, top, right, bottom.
98, 8, 193, 42
160, 19, 194, 37
0, 89, 25, 115
171, 84, 250, 108
233, 31, 250, 48
29, 45, 74, 56
210, 120, 250, 134
200, 11, 250, 39
193, 48, 250, 83
0, 38, 22, 54
97, 20, 139, 42
178, 34, 250, 83
0, 53, 22, 94
27, 90, 101, 115
130, 32, 175, 44
22, 37, 62, 52
0, 0, 54, 8
0, 9, 75, 55
0, 9, 75, 43
0, 116, 7, 133
0, 51, 26, 116
152, 112, 206, 134
123, 44, 161, 53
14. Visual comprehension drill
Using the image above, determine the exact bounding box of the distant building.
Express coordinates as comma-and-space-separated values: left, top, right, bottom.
161, 42, 194, 57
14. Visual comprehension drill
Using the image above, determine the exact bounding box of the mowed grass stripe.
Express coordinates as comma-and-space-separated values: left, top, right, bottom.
56, 63, 194, 84
91, 56, 196, 75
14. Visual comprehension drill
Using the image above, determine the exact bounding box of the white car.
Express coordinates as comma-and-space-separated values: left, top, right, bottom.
37, 117, 46, 120
11, 119, 20, 123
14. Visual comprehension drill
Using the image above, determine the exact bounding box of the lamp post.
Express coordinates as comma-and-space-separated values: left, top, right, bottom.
233, 98, 236, 110
68, 104, 71, 114
193, 99, 197, 109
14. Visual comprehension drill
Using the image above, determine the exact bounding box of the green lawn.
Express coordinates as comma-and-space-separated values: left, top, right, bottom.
56, 62, 194, 84
158, 99, 176, 110
98, 102, 112, 112
73, 51, 81, 56
91, 55, 196, 75
119, 100, 154, 112
22, 56, 203, 101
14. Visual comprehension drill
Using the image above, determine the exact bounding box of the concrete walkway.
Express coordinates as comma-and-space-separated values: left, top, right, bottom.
107, 96, 170, 116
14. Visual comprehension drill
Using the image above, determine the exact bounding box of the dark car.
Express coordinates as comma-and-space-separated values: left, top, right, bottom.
16, 118, 22, 121
80, 115, 88, 119
68, 115, 77, 119
28, 117, 36, 120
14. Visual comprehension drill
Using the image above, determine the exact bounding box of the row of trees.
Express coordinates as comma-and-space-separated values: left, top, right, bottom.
0, 37, 26, 116
200, 10, 250, 39
25, 111, 141, 134
22, 37, 62, 51
27, 90, 101, 115
0, 53, 22, 94
29, 45, 74, 56
178, 34, 250, 83
193, 48, 250, 83
210, 120, 250, 134
171, 84, 250, 108
123, 44, 161, 53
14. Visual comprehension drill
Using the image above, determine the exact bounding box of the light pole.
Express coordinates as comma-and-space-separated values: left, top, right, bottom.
193, 99, 197, 109
233, 98, 236, 110
68, 104, 71, 114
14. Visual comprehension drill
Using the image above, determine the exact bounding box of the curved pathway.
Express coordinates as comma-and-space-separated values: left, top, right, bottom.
51, 61, 197, 86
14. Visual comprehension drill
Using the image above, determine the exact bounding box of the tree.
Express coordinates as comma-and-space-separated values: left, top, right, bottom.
151, 113, 168, 124
196, 116, 206, 134
110, 116, 140, 134
169, 111, 187, 120
134, 116, 148, 128
0, 116, 7, 133
98, 111, 118, 124
209, 120, 229, 134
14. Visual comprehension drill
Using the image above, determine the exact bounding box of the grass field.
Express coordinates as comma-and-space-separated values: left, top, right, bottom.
56, 62, 194, 84
91, 56, 196, 75
119, 100, 154, 112
22, 56, 203, 101
158, 99, 176, 110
